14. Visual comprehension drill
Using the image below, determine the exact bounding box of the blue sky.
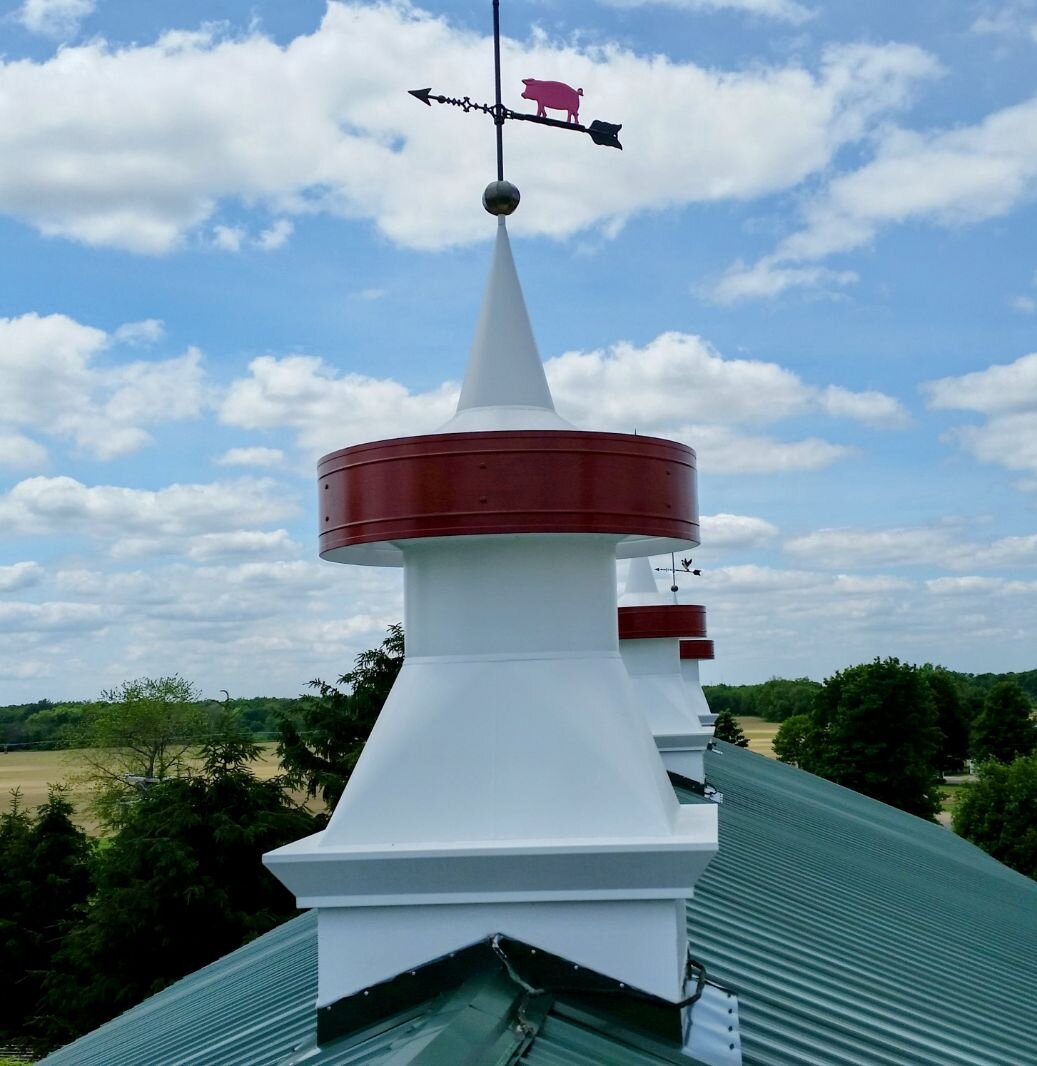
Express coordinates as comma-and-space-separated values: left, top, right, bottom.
1, 0, 1035, 701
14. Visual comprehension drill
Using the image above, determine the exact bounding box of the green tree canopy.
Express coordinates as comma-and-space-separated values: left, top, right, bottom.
970, 681, 1036, 764
919, 665, 971, 773
277, 624, 404, 810
954, 754, 1037, 880
807, 658, 943, 820
772, 714, 815, 768
70, 675, 210, 827
713, 708, 749, 748
0, 787, 93, 1050
43, 714, 316, 1043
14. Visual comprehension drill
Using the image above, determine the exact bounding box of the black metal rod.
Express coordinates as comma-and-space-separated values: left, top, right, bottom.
492, 0, 504, 180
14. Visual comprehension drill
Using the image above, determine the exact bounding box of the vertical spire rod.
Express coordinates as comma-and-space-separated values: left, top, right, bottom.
492, 0, 504, 181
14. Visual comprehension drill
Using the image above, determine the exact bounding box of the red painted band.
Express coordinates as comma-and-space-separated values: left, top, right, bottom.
318, 430, 698, 554
618, 605, 706, 640
680, 638, 715, 661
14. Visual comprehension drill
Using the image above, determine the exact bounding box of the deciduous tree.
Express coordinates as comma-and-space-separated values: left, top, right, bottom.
954, 754, 1037, 880
772, 714, 815, 768
971, 681, 1036, 764
808, 658, 943, 820
70, 675, 209, 827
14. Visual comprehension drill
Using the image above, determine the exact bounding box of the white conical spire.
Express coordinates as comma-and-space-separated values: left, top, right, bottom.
624, 556, 660, 598
439, 218, 574, 433
619, 556, 672, 607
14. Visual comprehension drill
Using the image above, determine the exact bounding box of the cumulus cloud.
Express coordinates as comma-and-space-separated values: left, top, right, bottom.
0, 4, 938, 252
784, 524, 1037, 570
0, 561, 44, 592
113, 319, 166, 346
599, 0, 813, 23
709, 90, 1037, 301
220, 331, 904, 473
16, 0, 94, 39
0, 476, 296, 551
0, 313, 206, 460
214, 446, 285, 468
700, 513, 779, 548
923, 352, 1037, 478
0, 431, 48, 470
220, 354, 458, 454
256, 219, 294, 251
0, 600, 109, 633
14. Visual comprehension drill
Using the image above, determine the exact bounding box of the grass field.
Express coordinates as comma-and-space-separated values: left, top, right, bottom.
0, 746, 289, 832
736, 716, 779, 758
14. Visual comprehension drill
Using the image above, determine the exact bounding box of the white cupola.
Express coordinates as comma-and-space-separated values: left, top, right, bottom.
264, 214, 718, 1031
618, 557, 715, 783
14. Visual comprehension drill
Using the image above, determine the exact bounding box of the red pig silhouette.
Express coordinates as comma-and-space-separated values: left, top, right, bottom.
521, 79, 583, 123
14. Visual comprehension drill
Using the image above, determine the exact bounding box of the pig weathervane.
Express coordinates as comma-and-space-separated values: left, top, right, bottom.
409, 0, 623, 216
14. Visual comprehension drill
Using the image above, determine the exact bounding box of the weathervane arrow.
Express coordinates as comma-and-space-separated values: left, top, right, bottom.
408, 2, 623, 215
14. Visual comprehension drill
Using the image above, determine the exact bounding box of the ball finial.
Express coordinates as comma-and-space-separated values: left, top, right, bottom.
483, 180, 521, 216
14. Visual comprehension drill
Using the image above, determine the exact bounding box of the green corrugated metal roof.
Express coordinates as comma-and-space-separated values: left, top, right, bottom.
683, 744, 1037, 1066
40, 743, 1037, 1066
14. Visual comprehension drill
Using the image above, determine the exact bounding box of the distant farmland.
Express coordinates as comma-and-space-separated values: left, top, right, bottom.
0, 745, 289, 832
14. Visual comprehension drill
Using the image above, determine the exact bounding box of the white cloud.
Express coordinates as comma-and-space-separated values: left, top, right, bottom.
599, 0, 813, 23
1010, 295, 1036, 313
214, 446, 285, 468
0, 600, 109, 633
16, 0, 94, 39
706, 263, 858, 304
0, 476, 295, 548
700, 513, 779, 548
0, 561, 44, 592
924, 351, 1037, 414
220, 353, 458, 454
0, 5, 938, 252
711, 91, 1037, 300
923, 352, 1037, 476
0, 431, 48, 470
113, 319, 166, 346
255, 219, 294, 251
220, 332, 902, 473
0, 313, 206, 460
971, 2, 1037, 38
351, 288, 387, 302
213, 225, 246, 252
784, 524, 1037, 570
185, 529, 300, 562
818, 385, 912, 428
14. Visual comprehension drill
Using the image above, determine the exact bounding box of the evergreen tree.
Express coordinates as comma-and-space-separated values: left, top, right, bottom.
43, 715, 315, 1042
971, 681, 1037, 764
278, 624, 404, 810
0, 788, 92, 1051
808, 658, 943, 820
713, 708, 749, 747
954, 754, 1037, 880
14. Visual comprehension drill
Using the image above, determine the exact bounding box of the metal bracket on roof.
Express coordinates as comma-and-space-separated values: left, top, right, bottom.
683, 978, 742, 1065
668, 770, 724, 804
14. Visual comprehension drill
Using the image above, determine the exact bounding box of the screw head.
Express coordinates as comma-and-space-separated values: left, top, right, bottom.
483, 180, 521, 215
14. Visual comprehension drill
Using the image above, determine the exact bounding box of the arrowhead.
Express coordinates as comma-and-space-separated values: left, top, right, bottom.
587, 120, 623, 150
409, 87, 433, 106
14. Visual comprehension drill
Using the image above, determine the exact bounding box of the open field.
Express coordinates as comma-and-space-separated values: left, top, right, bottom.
738, 716, 779, 757
0, 746, 290, 832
